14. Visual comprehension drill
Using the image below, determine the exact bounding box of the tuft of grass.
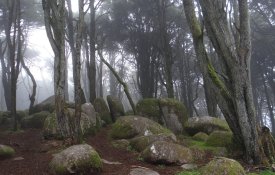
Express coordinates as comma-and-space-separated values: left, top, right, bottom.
260, 170, 275, 175
175, 170, 201, 175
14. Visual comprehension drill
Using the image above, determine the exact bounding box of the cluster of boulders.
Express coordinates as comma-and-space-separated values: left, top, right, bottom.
0, 96, 251, 174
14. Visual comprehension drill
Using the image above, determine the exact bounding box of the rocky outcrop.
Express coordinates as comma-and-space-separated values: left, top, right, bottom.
205, 131, 233, 147
184, 116, 230, 136
21, 111, 51, 129
43, 104, 101, 139
129, 167, 160, 175
107, 95, 125, 122
136, 98, 188, 134
141, 141, 193, 165
94, 98, 112, 125
130, 133, 177, 152
49, 144, 102, 174
201, 157, 245, 175
193, 132, 209, 142
110, 115, 172, 139
0, 144, 15, 159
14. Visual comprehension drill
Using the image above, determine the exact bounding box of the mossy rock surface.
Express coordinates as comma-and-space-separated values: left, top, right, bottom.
141, 141, 193, 165
94, 98, 112, 125
21, 111, 50, 129
107, 95, 125, 122
130, 133, 177, 152
201, 157, 245, 175
49, 144, 102, 174
43, 108, 100, 139
136, 98, 162, 124
193, 132, 208, 142
205, 131, 232, 147
30, 96, 56, 115
0, 144, 15, 159
159, 98, 188, 125
184, 116, 230, 136
110, 115, 172, 139
136, 98, 188, 134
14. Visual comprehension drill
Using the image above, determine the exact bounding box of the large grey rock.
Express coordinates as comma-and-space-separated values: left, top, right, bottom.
94, 98, 112, 125
110, 115, 172, 139
130, 133, 177, 152
21, 111, 51, 129
30, 95, 55, 114
129, 167, 160, 175
43, 107, 100, 139
0, 144, 15, 159
107, 95, 125, 122
81, 103, 102, 127
141, 141, 193, 165
184, 116, 230, 136
50, 144, 102, 174
201, 157, 245, 175
136, 98, 188, 134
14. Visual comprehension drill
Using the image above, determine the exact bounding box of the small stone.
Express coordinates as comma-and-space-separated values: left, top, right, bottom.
13, 157, 24, 161
129, 167, 159, 175
181, 164, 198, 170
102, 159, 122, 165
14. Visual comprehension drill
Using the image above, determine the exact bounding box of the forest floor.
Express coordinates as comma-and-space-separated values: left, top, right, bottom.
0, 127, 184, 175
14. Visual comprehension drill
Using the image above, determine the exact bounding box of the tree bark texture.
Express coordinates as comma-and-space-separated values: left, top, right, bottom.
43, 0, 69, 138
184, 0, 261, 164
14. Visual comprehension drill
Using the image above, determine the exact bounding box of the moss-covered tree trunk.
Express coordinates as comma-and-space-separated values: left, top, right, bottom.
184, 0, 261, 164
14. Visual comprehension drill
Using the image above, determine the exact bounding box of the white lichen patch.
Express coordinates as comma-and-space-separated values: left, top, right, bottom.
144, 130, 152, 136
150, 145, 157, 154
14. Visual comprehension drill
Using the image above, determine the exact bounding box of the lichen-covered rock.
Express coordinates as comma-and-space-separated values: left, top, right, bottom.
0, 144, 15, 159
107, 95, 125, 122
201, 157, 245, 175
30, 95, 56, 115
94, 98, 112, 125
136, 98, 162, 124
141, 141, 193, 165
81, 103, 102, 128
43, 108, 100, 139
129, 167, 160, 175
21, 111, 51, 129
184, 116, 230, 136
159, 98, 188, 133
136, 98, 188, 134
49, 144, 102, 174
193, 132, 209, 142
205, 131, 232, 147
110, 115, 172, 139
130, 133, 177, 152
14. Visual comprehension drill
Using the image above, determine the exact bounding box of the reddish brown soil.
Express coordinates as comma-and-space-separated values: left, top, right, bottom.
0, 127, 182, 175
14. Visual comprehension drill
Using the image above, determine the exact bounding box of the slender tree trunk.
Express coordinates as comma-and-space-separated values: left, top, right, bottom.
43, 0, 68, 138
89, 0, 97, 103
21, 57, 37, 114
156, 0, 174, 98
98, 50, 136, 114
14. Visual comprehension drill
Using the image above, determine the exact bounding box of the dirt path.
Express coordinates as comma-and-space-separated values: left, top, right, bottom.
0, 127, 182, 175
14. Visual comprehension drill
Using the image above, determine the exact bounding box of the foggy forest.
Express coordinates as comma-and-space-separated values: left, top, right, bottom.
0, 0, 274, 175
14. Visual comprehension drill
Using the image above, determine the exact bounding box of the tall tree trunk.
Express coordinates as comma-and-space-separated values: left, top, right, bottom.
184, 0, 261, 164
262, 74, 275, 134
156, 0, 174, 98
88, 0, 97, 103
43, 0, 68, 138
21, 57, 37, 114
0, 41, 11, 111
98, 50, 136, 114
